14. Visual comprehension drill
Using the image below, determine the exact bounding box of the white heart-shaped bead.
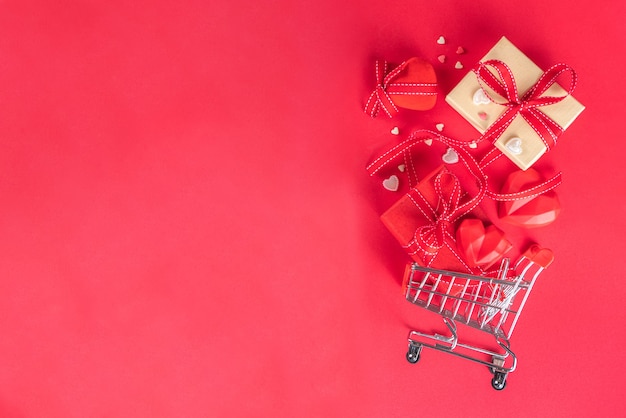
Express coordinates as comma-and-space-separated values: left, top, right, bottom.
505, 137, 523, 155
472, 89, 491, 105
383, 175, 399, 191
442, 148, 459, 164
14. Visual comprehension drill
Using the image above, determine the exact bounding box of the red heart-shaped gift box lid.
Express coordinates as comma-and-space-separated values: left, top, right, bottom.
499, 169, 561, 228
391, 57, 437, 111
456, 218, 513, 270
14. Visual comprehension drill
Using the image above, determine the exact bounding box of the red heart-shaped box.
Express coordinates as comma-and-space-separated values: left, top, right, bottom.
456, 218, 513, 270
389, 57, 437, 111
498, 169, 561, 228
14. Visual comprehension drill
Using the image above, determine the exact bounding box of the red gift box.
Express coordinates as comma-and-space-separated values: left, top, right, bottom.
380, 165, 495, 275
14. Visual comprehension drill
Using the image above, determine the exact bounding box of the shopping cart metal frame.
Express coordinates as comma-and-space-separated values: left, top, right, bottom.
403, 245, 553, 390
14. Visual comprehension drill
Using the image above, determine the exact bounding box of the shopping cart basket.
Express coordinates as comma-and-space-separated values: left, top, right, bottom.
403, 244, 554, 390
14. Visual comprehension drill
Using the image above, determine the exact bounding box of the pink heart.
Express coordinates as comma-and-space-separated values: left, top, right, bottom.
442, 148, 458, 164
382, 175, 399, 191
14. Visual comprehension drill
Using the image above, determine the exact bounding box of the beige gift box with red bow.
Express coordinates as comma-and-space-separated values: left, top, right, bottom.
445, 36, 585, 170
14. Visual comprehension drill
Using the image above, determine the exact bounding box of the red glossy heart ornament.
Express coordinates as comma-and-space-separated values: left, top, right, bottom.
456, 218, 513, 269
499, 169, 561, 228
390, 57, 438, 111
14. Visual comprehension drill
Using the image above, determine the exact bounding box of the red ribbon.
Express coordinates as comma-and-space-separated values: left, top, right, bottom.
367, 129, 562, 202
367, 130, 563, 266
406, 171, 464, 262
364, 60, 438, 118
368, 130, 564, 275
367, 131, 489, 271
474, 60, 577, 149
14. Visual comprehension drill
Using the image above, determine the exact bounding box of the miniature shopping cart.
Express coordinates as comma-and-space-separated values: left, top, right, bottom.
403, 245, 554, 390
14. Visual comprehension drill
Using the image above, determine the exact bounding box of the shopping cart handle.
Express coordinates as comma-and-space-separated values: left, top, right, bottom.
523, 244, 554, 268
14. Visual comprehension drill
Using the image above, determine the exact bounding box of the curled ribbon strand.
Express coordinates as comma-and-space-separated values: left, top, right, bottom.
474, 60, 577, 150
364, 60, 438, 118
366, 129, 561, 204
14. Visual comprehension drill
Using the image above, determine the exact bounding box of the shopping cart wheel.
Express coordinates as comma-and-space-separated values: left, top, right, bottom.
491, 372, 507, 390
406, 344, 422, 364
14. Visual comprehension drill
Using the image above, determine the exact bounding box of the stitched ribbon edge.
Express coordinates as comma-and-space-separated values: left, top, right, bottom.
364, 59, 438, 118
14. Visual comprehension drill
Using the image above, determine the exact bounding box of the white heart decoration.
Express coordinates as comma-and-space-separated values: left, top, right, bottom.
505, 137, 523, 155
397, 164, 406, 172
437, 36, 446, 45
442, 148, 459, 164
472, 89, 491, 105
390, 127, 400, 135
435, 123, 444, 132
424, 138, 433, 146
383, 175, 399, 191
468, 142, 478, 149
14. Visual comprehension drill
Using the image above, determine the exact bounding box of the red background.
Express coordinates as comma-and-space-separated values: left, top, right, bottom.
0, 0, 624, 416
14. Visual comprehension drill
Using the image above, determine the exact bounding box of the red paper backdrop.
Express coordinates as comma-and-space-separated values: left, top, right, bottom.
0, 0, 624, 417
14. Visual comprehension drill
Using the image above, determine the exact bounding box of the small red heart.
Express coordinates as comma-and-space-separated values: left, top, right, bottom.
456, 219, 513, 269
391, 57, 437, 111
499, 169, 561, 228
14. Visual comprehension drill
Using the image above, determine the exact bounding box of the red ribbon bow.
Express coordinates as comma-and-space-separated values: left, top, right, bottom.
474, 60, 577, 149
407, 171, 465, 260
364, 60, 438, 118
